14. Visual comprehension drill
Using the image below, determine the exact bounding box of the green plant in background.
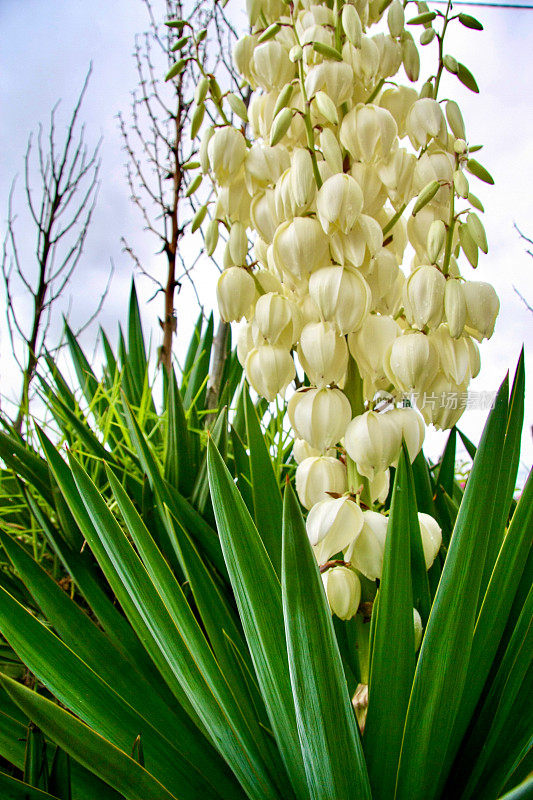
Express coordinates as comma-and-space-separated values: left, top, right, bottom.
0, 276, 530, 798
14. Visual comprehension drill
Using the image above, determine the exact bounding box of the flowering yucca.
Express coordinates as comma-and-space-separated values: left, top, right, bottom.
194, 0, 501, 621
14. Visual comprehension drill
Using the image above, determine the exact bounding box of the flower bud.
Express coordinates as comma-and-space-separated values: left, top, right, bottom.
454, 170, 469, 199
406, 98, 447, 149
413, 608, 423, 651
290, 149, 315, 208
313, 91, 339, 125
427, 219, 446, 263
208, 127, 247, 184
404, 265, 446, 330
245, 345, 295, 401
348, 314, 401, 380
309, 265, 371, 335
217, 267, 255, 322
288, 387, 352, 451
344, 510, 388, 580
322, 567, 361, 619
402, 33, 420, 82
387, 406, 425, 463
388, 1, 405, 37
342, 4, 363, 47
417, 512, 442, 569
298, 321, 349, 388
252, 292, 301, 347
272, 217, 330, 278
316, 174, 364, 235
228, 222, 248, 266
445, 100, 466, 140
319, 128, 344, 174
307, 495, 364, 558
295, 456, 347, 509
386, 331, 439, 391
340, 104, 398, 163
462, 281, 499, 341
345, 410, 403, 481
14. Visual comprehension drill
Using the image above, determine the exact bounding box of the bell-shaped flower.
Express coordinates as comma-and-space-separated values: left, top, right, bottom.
430, 327, 472, 385
444, 279, 467, 339
245, 345, 295, 402
250, 189, 279, 244
272, 217, 330, 278
343, 38, 380, 88
309, 266, 372, 335
379, 85, 418, 137
417, 512, 442, 569
252, 292, 301, 348
406, 98, 447, 149
288, 387, 352, 451
340, 103, 398, 163
322, 566, 361, 619
348, 313, 401, 380
369, 469, 390, 504
307, 495, 364, 557
345, 410, 403, 480
297, 321, 349, 388
316, 174, 364, 235
387, 406, 425, 464
385, 331, 439, 392
362, 248, 400, 308
252, 40, 295, 91
290, 149, 316, 208
351, 162, 388, 216
413, 150, 454, 207
404, 265, 446, 331
418, 371, 468, 430
319, 128, 344, 175
236, 321, 254, 368
214, 176, 252, 226
330, 215, 383, 268
244, 143, 290, 194
304, 61, 355, 107
233, 35, 257, 86
466, 335, 480, 378
463, 281, 499, 341
208, 127, 247, 185
344, 510, 388, 581
295, 456, 347, 510
217, 267, 255, 322
228, 222, 248, 266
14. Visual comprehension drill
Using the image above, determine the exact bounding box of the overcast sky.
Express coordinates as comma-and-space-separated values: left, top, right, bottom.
1, 0, 532, 478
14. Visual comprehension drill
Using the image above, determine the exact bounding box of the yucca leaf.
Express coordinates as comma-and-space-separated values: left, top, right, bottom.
69, 457, 276, 800
24, 723, 48, 790
182, 312, 203, 382
207, 439, 308, 800
100, 327, 118, 389
127, 282, 149, 402
395, 377, 509, 800
183, 312, 213, 410
364, 447, 415, 799
0, 527, 195, 743
282, 482, 371, 800
1, 675, 180, 800
0, 770, 58, 800
121, 399, 228, 579
0, 582, 224, 798
443, 465, 533, 793
64, 325, 101, 411
244, 386, 283, 575
458, 583, 533, 799
191, 405, 227, 517
411, 450, 436, 517
0, 433, 53, 507
49, 747, 71, 800
44, 354, 77, 412
164, 369, 194, 496
479, 349, 525, 599
230, 427, 254, 514
499, 775, 533, 800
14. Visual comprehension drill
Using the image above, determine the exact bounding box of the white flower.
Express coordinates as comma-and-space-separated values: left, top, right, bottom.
272, 217, 330, 278
417, 513, 442, 569
418, 372, 468, 430
406, 98, 447, 149
404, 265, 446, 331
288, 387, 352, 451
216, 267, 255, 322
345, 410, 403, 481
293, 438, 335, 464
322, 566, 361, 619
316, 174, 364, 235
344, 510, 388, 581
340, 103, 398, 163
297, 321, 349, 388
252, 41, 295, 91
245, 345, 295, 401
444, 279, 467, 339
252, 292, 301, 348
387, 406, 425, 464
307, 495, 364, 556
208, 127, 247, 185
348, 313, 401, 379
295, 456, 347, 510
309, 265, 372, 335
386, 331, 439, 392
304, 61, 355, 107
463, 281, 500, 341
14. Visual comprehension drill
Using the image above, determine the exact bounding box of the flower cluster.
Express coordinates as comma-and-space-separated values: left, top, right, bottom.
197, 0, 499, 621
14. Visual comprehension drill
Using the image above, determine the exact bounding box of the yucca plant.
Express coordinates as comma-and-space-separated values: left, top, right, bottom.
0, 277, 530, 800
